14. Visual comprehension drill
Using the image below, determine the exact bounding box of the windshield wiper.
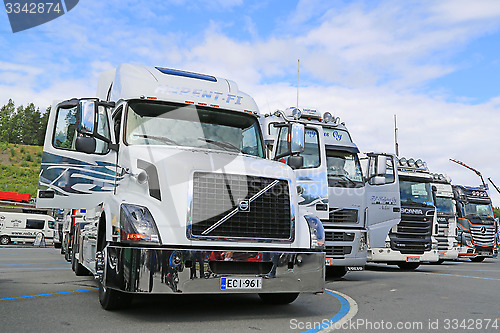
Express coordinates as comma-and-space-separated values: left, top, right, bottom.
198, 137, 243, 153
133, 134, 179, 145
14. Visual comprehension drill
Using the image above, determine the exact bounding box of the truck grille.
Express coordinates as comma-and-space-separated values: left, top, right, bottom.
325, 246, 352, 257
325, 232, 355, 242
436, 216, 452, 250
190, 172, 292, 240
470, 224, 496, 247
390, 209, 433, 254
326, 208, 358, 224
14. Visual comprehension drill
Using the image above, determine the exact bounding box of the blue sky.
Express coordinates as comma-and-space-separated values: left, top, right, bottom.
1, 0, 500, 204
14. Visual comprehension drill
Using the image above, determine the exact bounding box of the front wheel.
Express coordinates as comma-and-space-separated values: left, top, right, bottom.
72, 251, 89, 276
98, 282, 133, 310
397, 262, 420, 270
470, 256, 485, 262
258, 293, 299, 305
0, 235, 10, 245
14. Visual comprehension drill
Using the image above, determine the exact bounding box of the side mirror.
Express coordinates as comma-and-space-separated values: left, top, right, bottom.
376, 155, 387, 175
290, 123, 305, 154
75, 136, 96, 154
288, 155, 304, 170
77, 99, 97, 135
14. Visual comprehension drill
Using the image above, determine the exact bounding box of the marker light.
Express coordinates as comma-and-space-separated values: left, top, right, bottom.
323, 112, 333, 123
292, 108, 302, 120
407, 158, 415, 167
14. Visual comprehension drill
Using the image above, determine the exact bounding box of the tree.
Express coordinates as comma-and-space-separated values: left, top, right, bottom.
0, 99, 15, 143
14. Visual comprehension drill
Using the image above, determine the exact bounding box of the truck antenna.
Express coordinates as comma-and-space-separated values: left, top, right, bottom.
297, 59, 300, 110
488, 178, 500, 195
394, 114, 399, 157
449, 158, 488, 189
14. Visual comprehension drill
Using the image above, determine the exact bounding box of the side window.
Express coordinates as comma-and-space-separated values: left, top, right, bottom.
53, 106, 77, 149
302, 129, 320, 168
26, 219, 45, 230
113, 108, 123, 144
48, 220, 55, 229
368, 155, 395, 185
53, 102, 111, 154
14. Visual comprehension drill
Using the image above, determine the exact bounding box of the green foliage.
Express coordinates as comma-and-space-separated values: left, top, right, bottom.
493, 207, 500, 219
0, 99, 49, 146
20, 147, 25, 154
24, 154, 32, 162
21, 161, 29, 167
0, 163, 39, 196
10, 148, 15, 157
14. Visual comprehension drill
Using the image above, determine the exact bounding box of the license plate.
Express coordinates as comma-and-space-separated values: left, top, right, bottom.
220, 277, 262, 290
325, 258, 333, 266
438, 251, 445, 257
480, 252, 490, 256
347, 266, 364, 271
406, 256, 420, 262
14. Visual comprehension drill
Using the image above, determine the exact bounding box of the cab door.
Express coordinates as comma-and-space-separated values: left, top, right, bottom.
37, 99, 118, 209
364, 153, 401, 248
273, 125, 329, 219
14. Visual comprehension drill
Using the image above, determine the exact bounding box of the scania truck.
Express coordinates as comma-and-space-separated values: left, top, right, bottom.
36, 64, 325, 309
454, 185, 498, 261
261, 107, 400, 278
430, 173, 459, 262
368, 157, 439, 270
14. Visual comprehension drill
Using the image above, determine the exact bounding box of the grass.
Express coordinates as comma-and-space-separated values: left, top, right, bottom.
0, 143, 42, 197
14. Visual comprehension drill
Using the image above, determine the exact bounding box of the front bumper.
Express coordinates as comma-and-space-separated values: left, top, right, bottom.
103, 246, 325, 294
438, 247, 459, 260
458, 246, 498, 258
367, 248, 439, 263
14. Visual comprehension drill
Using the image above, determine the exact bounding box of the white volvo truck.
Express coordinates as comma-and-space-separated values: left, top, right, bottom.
430, 173, 459, 262
260, 107, 400, 278
368, 157, 439, 270
36, 64, 325, 309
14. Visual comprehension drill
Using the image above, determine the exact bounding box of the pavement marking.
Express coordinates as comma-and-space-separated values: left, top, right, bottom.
303, 289, 358, 333
422, 272, 500, 281
0, 267, 70, 271
0, 288, 98, 301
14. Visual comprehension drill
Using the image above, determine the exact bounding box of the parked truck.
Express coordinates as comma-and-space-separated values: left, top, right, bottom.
36, 64, 325, 309
368, 157, 439, 270
431, 173, 459, 262
260, 107, 400, 278
454, 185, 498, 261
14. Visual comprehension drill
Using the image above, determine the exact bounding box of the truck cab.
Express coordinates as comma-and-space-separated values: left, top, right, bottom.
453, 185, 499, 261
368, 157, 439, 270
261, 107, 400, 278
431, 173, 459, 262
36, 64, 325, 309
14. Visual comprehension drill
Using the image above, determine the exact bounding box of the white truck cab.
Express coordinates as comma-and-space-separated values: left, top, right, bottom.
430, 173, 459, 262
0, 212, 55, 245
261, 107, 400, 277
36, 64, 325, 309
368, 157, 439, 269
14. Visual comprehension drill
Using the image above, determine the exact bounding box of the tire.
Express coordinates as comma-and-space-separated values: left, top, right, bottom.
72, 251, 89, 276
258, 292, 299, 305
433, 259, 444, 265
397, 262, 420, 270
0, 235, 10, 245
98, 282, 133, 310
54, 242, 61, 249
470, 256, 485, 262
326, 266, 347, 279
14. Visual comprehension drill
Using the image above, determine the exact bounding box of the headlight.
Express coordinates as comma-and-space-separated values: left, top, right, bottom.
465, 238, 473, 247
304, 215, 325, 250
120, 204, 161, 244
358, 232, 367, 252
432, 241, 438, 249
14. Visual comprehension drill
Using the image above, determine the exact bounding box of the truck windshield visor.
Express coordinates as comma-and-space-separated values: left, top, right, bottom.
435, 197, 454, 215
125, 101, 264, 157
399, 179, 433, 207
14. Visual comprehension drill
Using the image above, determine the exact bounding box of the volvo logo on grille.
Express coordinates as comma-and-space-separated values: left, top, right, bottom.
481, 226, 486, 234
238, 200, 250, 212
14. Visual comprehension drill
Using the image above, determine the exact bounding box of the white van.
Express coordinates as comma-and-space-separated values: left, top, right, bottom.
0, 212, 55, 245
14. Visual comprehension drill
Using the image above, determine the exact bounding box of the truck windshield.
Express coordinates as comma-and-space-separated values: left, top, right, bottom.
326, 150, 363, 188
464, 202, 495, 220
435, 197, 454, 215
399, 179, 433, 206
125, 101, 264, 157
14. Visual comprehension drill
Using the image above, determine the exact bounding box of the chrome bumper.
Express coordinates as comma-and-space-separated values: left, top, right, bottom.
103, 246, 325, 294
